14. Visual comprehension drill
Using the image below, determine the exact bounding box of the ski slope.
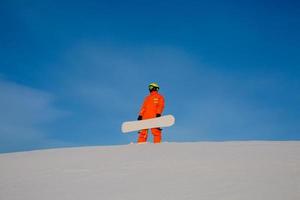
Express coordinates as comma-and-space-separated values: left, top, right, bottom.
0, 142, 299, 200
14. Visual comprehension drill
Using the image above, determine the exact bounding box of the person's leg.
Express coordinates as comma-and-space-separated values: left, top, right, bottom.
151, 128, 162, 143
138, 129, 148, 143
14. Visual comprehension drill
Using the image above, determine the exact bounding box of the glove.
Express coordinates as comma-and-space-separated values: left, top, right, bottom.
137, 115, 142, 120
156, 113, 161, 117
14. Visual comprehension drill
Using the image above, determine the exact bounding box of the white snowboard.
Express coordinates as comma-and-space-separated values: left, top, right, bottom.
121, 115, 175, 133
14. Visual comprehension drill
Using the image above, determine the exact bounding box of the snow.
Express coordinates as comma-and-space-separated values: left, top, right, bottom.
0, 142, 300, 200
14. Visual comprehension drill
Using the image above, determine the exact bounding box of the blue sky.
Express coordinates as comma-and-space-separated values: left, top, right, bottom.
0, 0, 299, 153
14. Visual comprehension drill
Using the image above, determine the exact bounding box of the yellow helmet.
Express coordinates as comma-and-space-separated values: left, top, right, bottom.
148, 82, 159, 91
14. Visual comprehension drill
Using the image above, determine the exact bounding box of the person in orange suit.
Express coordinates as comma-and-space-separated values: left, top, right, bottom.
137, 83, 165, 143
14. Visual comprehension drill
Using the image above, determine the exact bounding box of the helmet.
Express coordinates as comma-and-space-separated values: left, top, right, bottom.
148, 82, 159, 91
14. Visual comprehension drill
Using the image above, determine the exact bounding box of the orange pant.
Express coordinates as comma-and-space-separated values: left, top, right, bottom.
138, 128, 162, 143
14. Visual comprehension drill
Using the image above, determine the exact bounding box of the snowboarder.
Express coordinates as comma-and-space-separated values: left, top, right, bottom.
137, 83, 165, 143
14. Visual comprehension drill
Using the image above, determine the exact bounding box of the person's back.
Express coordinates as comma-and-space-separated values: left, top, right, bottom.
139, 90, 164, 119
137, 83, 165, 143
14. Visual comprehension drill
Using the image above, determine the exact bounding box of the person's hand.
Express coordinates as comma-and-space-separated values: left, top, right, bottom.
156, 114, 161, 117
137, 115, 142, 120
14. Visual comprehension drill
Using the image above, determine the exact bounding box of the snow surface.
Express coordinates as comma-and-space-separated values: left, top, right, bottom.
0, 142, 300, 200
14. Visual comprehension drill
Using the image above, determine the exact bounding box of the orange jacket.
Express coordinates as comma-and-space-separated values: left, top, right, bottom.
139, 91, 165, 119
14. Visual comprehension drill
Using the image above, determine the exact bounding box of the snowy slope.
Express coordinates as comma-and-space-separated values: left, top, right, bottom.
0, 142, 299, 200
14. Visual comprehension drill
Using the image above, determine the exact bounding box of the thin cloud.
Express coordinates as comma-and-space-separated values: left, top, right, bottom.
0, 78, 70, 153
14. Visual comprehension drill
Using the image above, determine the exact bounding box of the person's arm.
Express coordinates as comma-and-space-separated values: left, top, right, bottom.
138, 98, 147, 120
156, 96, 165, 117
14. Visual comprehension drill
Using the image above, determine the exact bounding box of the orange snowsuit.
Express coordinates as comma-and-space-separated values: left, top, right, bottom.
138, 91, 165, 143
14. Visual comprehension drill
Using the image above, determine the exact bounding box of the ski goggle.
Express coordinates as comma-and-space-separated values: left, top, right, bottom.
149, 85, 159, 90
